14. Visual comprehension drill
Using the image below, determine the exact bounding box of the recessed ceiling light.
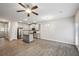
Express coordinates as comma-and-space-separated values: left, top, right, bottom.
59, 11, 63, 13
18, 21, 22, 22
41, 15, 54, 20
23, 19, 27, 21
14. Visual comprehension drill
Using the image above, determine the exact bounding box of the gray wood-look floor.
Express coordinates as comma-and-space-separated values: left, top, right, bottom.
0, 38, 79, 56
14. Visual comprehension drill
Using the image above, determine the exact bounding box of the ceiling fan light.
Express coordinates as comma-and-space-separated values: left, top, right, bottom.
25, 8, 31, 13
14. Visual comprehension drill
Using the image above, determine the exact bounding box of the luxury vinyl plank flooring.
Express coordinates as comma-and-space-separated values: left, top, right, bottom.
0, 38, 79, 56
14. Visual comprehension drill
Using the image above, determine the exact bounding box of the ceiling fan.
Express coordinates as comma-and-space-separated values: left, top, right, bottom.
17, 3, 38, 17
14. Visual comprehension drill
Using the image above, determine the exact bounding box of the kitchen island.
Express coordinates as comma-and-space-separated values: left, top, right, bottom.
23, 34, 33, 43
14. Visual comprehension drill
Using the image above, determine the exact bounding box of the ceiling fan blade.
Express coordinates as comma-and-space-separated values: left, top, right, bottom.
17, 10, 25, 12
18, 3, 26, 8
31, 6, 38, 10
27, 13, 30, 17
32, 11, 38, 15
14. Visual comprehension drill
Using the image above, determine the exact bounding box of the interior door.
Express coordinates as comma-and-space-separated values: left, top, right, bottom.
0, 22, 8, 38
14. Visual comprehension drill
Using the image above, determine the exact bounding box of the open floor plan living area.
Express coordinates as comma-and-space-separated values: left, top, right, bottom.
0, 3, 79, 56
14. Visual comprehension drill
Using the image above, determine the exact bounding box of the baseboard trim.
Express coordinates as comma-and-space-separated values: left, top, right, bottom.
40, 38, 75, 45
74, 45, 79, 55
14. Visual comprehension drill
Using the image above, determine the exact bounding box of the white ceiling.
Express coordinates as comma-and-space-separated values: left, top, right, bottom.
0, 3, 79, 23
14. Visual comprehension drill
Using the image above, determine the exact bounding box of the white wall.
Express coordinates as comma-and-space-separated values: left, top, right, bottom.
8, 21, 18, 41
39, 17, 75, 45
18, 23, 29, 30
75, 10, 79, 51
